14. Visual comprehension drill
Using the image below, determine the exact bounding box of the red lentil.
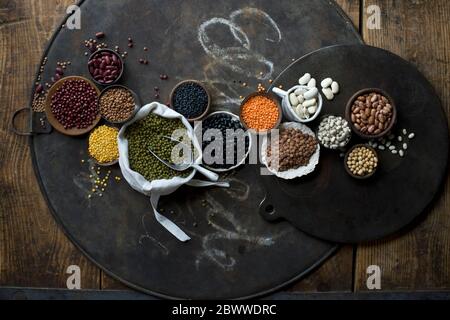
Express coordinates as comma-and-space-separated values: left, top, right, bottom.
241, 95, 279, 131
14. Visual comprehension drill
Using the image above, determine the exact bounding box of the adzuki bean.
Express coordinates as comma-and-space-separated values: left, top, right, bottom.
50, 79, 99, 130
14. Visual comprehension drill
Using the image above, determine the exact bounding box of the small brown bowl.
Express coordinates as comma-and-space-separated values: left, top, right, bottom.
45, 76, 101, 136
99, 85, 141, 125
88, 49, 124, 86
344, 144, 379, 180
345, 88, 397, 140
169, 80, 211, 123
239, 92, 282, 135
88, 125, 119, 167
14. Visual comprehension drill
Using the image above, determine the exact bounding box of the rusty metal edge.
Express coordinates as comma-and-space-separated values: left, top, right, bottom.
27, 0, 363, 300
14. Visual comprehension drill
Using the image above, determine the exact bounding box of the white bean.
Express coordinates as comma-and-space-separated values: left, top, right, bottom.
289, 93, 299, 106
331, 81, 340, 94
307, 106, 317, 115
408, 133, 415, 139
303, 87, 318, 100
322, 88, 334, 100
321, 78, 333, 88
294, 88, 306, 96
403, 143, 408, 150
299, 73, 311, 85
399, 150, 405, 157
297, 95, 305, 104
302, 98, 317, 108
307, 78, 316, 89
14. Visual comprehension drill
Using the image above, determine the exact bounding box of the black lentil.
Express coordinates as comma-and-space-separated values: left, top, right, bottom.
201, 113, 249, 169
126, 113, 192, 181
172, 82, 208, 119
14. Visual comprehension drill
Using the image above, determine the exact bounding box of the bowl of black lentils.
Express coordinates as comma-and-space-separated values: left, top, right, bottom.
194, 111, 252, 172
170, 80, 211, 122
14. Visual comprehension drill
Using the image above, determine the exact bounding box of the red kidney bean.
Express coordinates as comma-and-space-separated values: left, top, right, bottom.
88, 50, 122, 84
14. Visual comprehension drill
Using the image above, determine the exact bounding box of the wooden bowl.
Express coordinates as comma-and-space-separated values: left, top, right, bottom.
169, 80, 211, 123
344, 144, 379, 179
239, 92, 282, 135
345, 88, 397, 140
99, 85, 141, 124
88, 49, 124, 86
45, 76, 101, 136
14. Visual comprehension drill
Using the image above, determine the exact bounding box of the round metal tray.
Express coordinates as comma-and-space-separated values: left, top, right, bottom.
29, 0, 362, 299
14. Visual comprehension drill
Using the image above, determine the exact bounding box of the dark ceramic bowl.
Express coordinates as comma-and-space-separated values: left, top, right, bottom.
345, 88, 397, 140
169, 80, 211, 123
99, 85, 141, 125
239, 92, 282, 135
88, 49, 124, 86
344, 144, 379, 180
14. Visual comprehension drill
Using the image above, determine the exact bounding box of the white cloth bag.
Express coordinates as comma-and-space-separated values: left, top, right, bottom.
118, 102, 228, 242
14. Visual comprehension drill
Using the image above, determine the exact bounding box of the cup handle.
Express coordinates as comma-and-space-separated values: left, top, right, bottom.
272, 87, 287, 98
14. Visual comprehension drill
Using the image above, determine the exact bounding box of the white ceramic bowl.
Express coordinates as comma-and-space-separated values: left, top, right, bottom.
272, 85, 323, 123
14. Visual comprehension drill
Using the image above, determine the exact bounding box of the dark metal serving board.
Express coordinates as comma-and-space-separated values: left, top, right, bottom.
262, 44, 449, 244
30, 0, 362, 299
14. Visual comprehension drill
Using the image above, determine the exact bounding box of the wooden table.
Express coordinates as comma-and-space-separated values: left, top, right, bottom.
1, 0, 449, 294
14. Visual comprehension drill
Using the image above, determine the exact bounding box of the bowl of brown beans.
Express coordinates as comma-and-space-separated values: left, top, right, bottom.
344, 144, 379, 179
345, 88, 397, 139
99, 85, 140, 124
88, 49, 124, 86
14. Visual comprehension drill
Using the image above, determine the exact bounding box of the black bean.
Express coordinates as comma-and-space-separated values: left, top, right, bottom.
172, 82, 208, 119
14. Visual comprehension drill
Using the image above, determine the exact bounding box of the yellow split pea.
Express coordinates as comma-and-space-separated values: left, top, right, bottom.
88, 125, 119, 164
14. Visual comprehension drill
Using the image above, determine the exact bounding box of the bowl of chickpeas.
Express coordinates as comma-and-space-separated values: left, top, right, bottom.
344, 144, 379, 179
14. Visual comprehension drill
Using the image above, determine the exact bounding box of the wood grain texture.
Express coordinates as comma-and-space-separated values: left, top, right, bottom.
0, 0, 100, 289
355, 0, 450, 291
334, 0, 361, 29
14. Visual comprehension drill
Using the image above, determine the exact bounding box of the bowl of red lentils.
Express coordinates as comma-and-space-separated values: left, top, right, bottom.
239, 92, 282, 134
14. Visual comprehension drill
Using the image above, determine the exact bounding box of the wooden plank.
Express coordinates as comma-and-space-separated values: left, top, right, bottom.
334, 0, 361, 30
0, 0, 101, 289
355, 0, 450, 291
289, 246, 355, 292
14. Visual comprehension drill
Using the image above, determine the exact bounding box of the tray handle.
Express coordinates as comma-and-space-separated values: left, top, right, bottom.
11, 107, 33, 136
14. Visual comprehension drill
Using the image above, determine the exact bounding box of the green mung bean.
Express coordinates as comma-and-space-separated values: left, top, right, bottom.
126, 113, 192, 181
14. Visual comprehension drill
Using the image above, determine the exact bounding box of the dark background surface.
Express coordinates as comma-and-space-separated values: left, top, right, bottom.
1, 0, 450, 297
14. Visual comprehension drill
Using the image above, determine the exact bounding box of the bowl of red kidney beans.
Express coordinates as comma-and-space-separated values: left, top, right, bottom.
88, 49, 123, 86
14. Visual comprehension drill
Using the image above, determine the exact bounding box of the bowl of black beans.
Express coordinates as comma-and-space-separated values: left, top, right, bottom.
170, 80, 211, 122
195, 111, 252, 172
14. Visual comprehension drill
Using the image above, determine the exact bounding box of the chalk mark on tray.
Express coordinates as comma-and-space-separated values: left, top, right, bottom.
198, 7, 282, 109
